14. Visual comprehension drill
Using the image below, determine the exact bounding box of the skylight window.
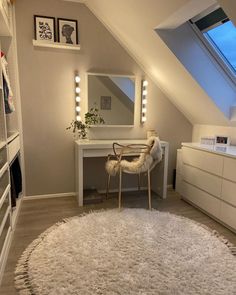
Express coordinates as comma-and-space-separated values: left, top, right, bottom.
204, 20, 236, 74
191, 7, 236, 81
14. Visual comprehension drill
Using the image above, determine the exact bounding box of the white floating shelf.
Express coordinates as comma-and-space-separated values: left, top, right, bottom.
33, 40, 81, 51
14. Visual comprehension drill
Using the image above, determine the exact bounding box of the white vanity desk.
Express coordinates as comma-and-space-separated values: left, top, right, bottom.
75, 139, 169, 206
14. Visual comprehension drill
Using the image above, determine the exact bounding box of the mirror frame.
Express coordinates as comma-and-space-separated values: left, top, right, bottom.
86, 72, 136, 127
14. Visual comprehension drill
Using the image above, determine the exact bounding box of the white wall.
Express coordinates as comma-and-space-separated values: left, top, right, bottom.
193, 124, 236, 145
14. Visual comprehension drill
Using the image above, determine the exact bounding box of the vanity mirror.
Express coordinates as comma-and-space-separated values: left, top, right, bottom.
87, 73, 135, 126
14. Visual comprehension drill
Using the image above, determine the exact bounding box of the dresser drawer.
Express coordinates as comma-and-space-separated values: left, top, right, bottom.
182, 164, 222, 198
0, 146, 7, 171
182, 147, 223, 176
182, 181, 220, 218
219, 202, 236, 230
223, 157, 236, 182
221, 179, 236, 207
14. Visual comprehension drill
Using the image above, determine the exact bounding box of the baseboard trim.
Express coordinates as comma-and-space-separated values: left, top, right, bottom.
24, 192, 76, 201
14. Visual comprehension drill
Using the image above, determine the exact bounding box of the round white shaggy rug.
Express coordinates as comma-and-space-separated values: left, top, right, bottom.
15, 209, 236, 295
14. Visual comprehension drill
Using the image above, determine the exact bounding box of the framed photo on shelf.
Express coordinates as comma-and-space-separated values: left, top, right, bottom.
100, 96, 111, 110
215, 135, 230, 146
57, 18, 79, 45
34, 15, 56, 42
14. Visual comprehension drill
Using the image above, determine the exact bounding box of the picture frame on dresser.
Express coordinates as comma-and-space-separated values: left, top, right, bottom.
57, 18, 79, 45
215, 135, 230, 146
34, 15, 56, 42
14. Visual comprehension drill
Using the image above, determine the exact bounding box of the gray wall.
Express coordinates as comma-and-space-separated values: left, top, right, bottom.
15, 0, 192, 196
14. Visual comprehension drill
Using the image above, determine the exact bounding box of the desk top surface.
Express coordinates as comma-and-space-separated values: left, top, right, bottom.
75, 139, 169, 149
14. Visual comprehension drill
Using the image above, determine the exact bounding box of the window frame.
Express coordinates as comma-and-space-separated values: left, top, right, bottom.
190, 19, 236, 86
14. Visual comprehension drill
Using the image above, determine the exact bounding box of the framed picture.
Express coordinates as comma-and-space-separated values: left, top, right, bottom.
57, 18, 79, 45
34, 15, 56, 42
100, 96, 111, 110
215, 135, 230, 146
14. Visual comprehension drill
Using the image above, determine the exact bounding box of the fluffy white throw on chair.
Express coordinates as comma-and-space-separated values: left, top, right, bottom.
105, 137, 162, 176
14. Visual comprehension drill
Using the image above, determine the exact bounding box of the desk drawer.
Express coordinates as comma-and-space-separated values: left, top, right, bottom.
182, 147, 223, 176
83, 148, 113, 158
182, 164, 222, 198
7, 136, 20, 163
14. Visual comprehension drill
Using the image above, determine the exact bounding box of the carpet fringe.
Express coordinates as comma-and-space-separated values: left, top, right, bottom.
15, 220, 67, 294
172, 212, 236, 256
14, 210, 104, 294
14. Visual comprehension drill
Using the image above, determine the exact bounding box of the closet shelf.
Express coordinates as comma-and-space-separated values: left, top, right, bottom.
32, 39, 81, 51
0, 162, 8, 179
7, 131, 19, 143
0, 141, 7, 150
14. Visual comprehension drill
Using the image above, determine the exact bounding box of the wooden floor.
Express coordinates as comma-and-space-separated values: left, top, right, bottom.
1, 189, 236, 294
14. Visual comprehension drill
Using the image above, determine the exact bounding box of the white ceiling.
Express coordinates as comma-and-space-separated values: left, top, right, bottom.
67, 0, 235, 126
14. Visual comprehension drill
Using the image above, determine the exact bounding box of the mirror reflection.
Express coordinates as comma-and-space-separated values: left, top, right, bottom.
87, 74, 135, 125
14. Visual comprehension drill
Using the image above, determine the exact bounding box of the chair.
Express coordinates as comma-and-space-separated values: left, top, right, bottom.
105, 136, 162, 210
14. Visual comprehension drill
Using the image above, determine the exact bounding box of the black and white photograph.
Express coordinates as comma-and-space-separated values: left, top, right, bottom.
100, 96, 111, 110
57, 18, 78, 45
34, 15, 56, 42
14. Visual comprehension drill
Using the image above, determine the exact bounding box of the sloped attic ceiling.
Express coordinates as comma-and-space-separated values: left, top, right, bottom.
69, 0, 236, 126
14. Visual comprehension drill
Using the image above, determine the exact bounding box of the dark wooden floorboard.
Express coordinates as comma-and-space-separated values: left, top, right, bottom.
0, 189, 235, 294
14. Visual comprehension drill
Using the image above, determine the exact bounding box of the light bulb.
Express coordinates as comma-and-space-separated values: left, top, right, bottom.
143, 80, 148, 86
76, 106, 81, 112
142, 116, 147, 122
142, 108, 147, 113
142, 90, 147, 96
76, 115, 81, 121
75, 76, 80, 83
142, 99, 147, 105
75, 96, 81, 102
75, 87, 81, 93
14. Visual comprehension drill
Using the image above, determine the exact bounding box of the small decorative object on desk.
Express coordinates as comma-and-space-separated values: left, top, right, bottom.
215, 135, 230, 146
147, 129, 157, 138
200, 136, 215, 145
67, 107, 105, 139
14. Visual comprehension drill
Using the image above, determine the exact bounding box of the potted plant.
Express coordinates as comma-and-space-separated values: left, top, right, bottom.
67, 107, 105, 139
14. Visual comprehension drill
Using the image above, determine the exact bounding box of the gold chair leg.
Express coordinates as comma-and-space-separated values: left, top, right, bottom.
138, 173, 141, 191
147, 169, 151, 210
118, 168, 122, 211
106, 174, 111, 199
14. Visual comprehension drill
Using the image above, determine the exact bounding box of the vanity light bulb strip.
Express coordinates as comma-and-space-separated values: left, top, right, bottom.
141, 80, 148, 123
75, 73, 81, 121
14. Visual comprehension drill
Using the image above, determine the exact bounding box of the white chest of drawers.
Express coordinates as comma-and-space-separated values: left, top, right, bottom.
177, 143, 236, 232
